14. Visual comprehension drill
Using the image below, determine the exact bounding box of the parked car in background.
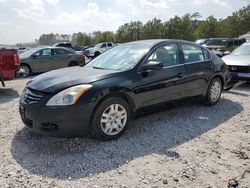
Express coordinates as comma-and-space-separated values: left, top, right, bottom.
18, 47, 30, 54
203, 38, 246, 57
20, 47, 85, 77
53, 42, 88, 56
195, 39, 208, 45
0, 48, 20, 86
19, 39, 229, 140
222, 43, 250, 84
53, 42, 73, 49
85, 42, 115, 58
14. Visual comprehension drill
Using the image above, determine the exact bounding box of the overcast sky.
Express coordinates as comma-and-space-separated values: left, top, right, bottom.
0, 0, 249, 44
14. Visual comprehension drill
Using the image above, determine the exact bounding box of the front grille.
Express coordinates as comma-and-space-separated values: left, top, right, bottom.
21, 88, 45, 104
228, 66, 250, 73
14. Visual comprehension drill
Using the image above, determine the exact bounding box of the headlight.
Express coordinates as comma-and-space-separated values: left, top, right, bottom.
46, 84, 93, 106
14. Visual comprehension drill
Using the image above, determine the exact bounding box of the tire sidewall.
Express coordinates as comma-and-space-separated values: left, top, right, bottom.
206, 78, 222, 105
91, 97, 131, 141
21, 64, 31, 77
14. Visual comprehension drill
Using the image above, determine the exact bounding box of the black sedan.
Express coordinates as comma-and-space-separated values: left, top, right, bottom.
19, 40, 229, 141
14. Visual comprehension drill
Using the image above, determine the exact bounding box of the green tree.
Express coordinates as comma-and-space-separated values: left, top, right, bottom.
194, 16, 219, 39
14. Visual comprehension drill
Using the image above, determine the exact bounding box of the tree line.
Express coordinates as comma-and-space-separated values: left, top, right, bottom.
18, 4, 250, 47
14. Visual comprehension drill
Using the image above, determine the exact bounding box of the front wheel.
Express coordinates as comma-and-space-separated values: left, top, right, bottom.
203, 77, 222, 106
90, 97, 131, 141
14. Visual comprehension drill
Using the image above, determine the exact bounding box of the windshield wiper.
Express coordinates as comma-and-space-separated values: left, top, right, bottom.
93, 66, 106, 70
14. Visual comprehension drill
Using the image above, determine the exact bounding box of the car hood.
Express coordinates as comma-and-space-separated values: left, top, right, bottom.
86, 47, 96, 52
222, 55, 250, 66
20, 57, 29, 61
28, 66, 120, 93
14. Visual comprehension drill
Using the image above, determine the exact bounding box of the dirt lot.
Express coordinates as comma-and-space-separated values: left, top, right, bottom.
0, 77, 249, 188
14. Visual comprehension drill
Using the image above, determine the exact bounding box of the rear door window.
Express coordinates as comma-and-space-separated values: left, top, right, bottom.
181, 44, 205, 63
107, 43, 113, 47
52, 48, 66, 56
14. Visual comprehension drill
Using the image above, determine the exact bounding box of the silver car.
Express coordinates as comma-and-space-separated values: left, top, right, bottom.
20, 47, 86, 77
222, 43, 250, 83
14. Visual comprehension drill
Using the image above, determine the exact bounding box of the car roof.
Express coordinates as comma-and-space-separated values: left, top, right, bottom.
124, 39, 194, 47
28, 47, 75, 52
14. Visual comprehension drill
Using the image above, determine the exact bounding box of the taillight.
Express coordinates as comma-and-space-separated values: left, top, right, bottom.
13, 54, 20, 65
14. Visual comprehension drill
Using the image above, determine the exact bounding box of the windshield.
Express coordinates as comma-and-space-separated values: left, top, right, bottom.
87, 44, 150, 70
20, 48, 40, 59
95, 43, 102, 48
206, 39, 228, 46
231, 44, 250, 55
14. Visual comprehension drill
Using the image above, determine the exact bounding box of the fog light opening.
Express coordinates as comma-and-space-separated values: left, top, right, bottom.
41, 123, 58, 131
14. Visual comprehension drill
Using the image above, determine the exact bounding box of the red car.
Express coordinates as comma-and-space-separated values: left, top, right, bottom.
0, 48, 20, 87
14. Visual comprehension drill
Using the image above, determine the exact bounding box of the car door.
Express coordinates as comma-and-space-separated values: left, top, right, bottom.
135, 43, 187, 107
180, 43, 213, 97
30, 48, 53, 72
52, 48, 72, 69
100, 43, 108, 53
107, 43, 113, 50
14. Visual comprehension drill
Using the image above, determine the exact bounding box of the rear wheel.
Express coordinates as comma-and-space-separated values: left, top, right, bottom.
90, 97, 131, 141
203, 77, 222, 106
21, 64, 31, 77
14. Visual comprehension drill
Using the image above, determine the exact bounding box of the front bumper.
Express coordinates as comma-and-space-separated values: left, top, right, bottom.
230, 72, 250, 81
85, 52, 95, 57
19, 99, 96, 137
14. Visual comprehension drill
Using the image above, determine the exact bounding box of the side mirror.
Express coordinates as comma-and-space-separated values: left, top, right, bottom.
141, 61, 163, 72
32, 54, 39, 59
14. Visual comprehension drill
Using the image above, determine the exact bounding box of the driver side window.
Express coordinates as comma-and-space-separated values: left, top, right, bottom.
147, 43, 180, 67
34, 49, 51, 57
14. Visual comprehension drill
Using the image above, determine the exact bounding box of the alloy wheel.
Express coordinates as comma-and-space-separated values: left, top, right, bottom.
100, 104, 127, 136
210, 81, 221, 102
21, 65, 30, 77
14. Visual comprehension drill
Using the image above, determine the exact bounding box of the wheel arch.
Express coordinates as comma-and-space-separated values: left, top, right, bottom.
20, 63, 32, 73
210, 74, 225, 88
89, 91, 137, 128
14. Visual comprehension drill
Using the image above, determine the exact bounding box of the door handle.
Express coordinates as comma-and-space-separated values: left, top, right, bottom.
177, 72, 184, 78
208, 64, 213, 69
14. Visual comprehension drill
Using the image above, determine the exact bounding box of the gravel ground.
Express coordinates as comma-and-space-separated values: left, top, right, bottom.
0, 77, 249, 188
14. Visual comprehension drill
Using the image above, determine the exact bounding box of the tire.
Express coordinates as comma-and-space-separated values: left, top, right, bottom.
90, 97, 131, 141
94, 51, 100, 58
21, 64, 31, 77
68, 61, 78, 67
203, 77, 222, 106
